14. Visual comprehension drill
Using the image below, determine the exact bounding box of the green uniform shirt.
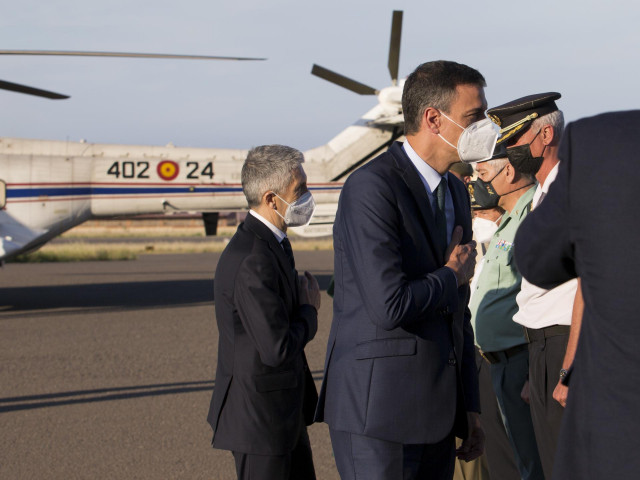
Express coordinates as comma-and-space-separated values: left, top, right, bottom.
470, 185, 536, 352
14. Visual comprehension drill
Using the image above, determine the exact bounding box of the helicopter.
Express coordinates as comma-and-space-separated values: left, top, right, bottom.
0, 11, 407, 261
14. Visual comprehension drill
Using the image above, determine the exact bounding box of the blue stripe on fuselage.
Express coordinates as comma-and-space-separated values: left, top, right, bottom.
7, 185, 341, 199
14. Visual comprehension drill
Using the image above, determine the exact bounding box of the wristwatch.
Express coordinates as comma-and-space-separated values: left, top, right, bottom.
559, 368, 568, 380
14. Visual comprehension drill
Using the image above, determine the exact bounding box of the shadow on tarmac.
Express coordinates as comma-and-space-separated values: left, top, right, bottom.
0, 371, 326, 413
0, 275, 334, 314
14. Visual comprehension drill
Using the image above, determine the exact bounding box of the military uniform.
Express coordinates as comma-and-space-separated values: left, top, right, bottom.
469, 185, 544, 480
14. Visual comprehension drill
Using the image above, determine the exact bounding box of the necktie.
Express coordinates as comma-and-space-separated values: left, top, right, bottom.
434, 177, 448, 254
280, 237, 295, 270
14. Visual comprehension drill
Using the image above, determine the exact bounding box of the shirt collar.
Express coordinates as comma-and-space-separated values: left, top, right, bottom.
509, 185, 537, 222
249, 209, 287, 243
403, 140, 447, 193
541, 162, 560, 194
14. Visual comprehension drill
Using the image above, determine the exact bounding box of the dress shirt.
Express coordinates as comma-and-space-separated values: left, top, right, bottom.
403, 141, 454, 243
513, 163, 577, 328
249, 210, 286, 245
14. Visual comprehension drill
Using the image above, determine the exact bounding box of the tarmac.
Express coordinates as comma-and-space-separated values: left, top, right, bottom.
0, 252, 339, 479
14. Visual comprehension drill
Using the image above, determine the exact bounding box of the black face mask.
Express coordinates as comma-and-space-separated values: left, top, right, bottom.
507, 130, 546, 175
469, 168, 503, 209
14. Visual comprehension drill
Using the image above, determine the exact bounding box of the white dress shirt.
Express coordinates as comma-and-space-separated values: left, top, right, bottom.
403, 141, 455, 243
513, 163, 578, 328
249, 209, 286, 245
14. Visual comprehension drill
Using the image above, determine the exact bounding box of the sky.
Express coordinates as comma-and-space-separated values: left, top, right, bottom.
1, 0, 639, 152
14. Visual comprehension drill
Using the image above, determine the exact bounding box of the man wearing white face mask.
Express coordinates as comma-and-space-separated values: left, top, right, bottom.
472, 207, 504, 254
207, 145, 321, 480
467, 201, 523, 480
317, 60, 485, 480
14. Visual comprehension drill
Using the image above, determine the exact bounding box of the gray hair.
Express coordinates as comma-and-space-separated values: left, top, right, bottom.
485, 158, 509, 174
484, 157, 535, 182
241, 145, 304, 207
530, 110, 564, 143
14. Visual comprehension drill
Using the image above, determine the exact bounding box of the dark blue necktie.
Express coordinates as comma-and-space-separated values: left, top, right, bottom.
280, 237, 295, 270
434, 177, 448, 254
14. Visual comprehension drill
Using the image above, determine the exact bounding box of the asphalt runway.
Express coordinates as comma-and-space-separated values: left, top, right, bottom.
0, 252, 339, 479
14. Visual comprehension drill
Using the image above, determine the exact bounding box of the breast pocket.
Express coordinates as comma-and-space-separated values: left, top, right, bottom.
495, 247, 518, 291
355, 338, 417, 360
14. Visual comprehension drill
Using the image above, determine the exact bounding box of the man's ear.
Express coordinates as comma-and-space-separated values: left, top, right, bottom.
264, 191, 277, 210
504, 163, 517, 184
424, 107, 441, 134
541, 125, 555, 146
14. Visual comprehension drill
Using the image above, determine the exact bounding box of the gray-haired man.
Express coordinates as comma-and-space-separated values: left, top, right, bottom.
207, 145, 321, 480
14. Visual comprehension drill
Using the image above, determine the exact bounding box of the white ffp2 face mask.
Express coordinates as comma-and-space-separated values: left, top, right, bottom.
438, 112, 500, 163
274, 191, 316, 227
472, 216, 502, 244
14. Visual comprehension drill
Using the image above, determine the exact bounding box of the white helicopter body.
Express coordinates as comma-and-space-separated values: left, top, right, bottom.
0, 11, 407, 261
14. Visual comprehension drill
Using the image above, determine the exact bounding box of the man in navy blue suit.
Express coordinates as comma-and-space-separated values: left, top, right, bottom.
315, 61, 488, 480
514, 110, 640, 480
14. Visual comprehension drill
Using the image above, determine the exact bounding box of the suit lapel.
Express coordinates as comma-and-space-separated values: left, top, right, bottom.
244, 214, 298, 301
391, 143, 444, 264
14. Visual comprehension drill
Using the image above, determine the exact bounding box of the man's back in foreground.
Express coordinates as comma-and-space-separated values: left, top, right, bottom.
514, 110, 640, 480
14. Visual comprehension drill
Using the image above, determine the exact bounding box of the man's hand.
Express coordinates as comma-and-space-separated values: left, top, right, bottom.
298, 271, 321, 311
445, 226, 477, 285
520, 379, 530, 404
456, 412, 485, 462
553, 380, 568, 408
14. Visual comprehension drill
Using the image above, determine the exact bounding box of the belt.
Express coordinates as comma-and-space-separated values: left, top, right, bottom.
523, 325, 570, 343
480, 343, 528, 365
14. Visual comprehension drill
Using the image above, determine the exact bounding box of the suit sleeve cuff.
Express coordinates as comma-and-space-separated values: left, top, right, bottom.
298, 304, 318, 343
433, 266, 460, 312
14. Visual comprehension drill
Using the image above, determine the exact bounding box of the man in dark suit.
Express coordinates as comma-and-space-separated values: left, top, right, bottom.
207, 144, 321, 480
514, 110, 640, 480
316, 61, 486, 480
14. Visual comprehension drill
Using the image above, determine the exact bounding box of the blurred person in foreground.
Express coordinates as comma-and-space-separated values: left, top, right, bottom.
514, 110, 640, 480
207, 145, 321, 480
316, 60, 487, 480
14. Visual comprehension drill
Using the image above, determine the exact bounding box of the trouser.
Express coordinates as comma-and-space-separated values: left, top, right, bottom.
329, 428, 455, 480
232, 427, 316, 480
453, 347, 519, 480
527, 329, 569, 479
488, 347, 544, 480
475, 348, 520, 480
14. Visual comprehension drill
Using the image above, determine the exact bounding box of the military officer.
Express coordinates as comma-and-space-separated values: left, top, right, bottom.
487, 93, 582, 479
468, 139, 543, 480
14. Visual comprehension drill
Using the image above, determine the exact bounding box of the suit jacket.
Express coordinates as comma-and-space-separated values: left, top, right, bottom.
514, 111, 640, 480
207, 213, 318, 456
315, 141, 479, 444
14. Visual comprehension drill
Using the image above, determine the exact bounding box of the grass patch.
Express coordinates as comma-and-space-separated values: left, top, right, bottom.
61, 225, 238, 239
11, 246, 138, 263
10, 238, 333, 263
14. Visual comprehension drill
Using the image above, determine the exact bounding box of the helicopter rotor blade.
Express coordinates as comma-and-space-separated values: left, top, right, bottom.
0, 79, 69, 99
0, 50, 266, 61
311, 64, 378, 95
387, 10, 403, 85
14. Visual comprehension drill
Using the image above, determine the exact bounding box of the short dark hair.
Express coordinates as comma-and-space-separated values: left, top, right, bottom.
402, 60, 486, 135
